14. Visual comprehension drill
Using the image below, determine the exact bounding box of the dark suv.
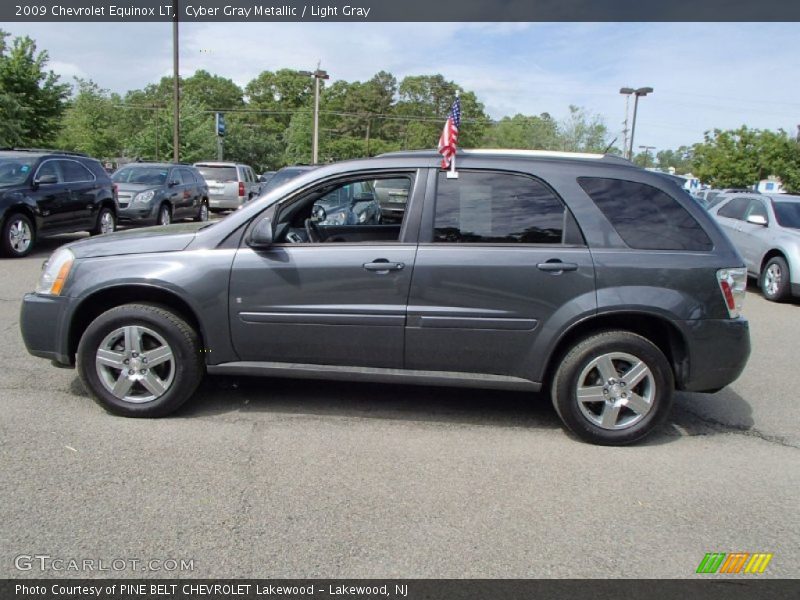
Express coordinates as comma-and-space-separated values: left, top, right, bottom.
0, 149, 117, 258
19, 150, 751, 445
112, 162, 210, 226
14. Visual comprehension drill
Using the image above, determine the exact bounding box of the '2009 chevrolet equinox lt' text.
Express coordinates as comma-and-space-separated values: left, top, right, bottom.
20, 150, 750, 445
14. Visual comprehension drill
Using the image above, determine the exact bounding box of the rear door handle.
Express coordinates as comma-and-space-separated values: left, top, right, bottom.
363, 260, 405, 273
537, 261, 578, 273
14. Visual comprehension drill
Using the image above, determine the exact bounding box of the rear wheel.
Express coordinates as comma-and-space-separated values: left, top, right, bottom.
1, 212, 35, 258
760, 256, 790, 302
194, 201, 209, 222
91, 206, 116, 235
550, 330, 674, 445
77, 304, 204, 417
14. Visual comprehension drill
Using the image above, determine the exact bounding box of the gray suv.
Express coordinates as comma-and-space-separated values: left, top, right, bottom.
112, 162, 209, 225
194, 161, 260, 212
20, 150, 751, 445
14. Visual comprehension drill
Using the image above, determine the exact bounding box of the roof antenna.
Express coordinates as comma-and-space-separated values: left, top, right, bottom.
603, 137, 618, 154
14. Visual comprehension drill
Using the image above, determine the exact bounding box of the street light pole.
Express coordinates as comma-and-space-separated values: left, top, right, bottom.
619, 87, 653, 160
311, 67, 329, 165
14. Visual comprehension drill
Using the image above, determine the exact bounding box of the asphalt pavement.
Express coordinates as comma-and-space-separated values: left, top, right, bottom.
1, 232, 798, 579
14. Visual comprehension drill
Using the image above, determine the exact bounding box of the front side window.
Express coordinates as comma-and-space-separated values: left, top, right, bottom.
275, 174, 413, 244
35, 160, 61, 183
579, 177, 713, 251
745, 199, 768, 221
717, 197, 749, 220
433, 171, 566, 244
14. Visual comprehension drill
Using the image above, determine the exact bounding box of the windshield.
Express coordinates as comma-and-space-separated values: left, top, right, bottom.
0, 157, 36, 185
772, 201, 800, 229
112, 166, 168, 185
196, 166, 237, 182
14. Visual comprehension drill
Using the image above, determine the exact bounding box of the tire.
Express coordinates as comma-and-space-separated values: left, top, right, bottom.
158, 203, 172, 226
1, 212, 35, 258
550, 330, 674, 445
76, 303, 204, 417
91, 206, 116, 235
760, 256, 790, 302
194, 201, 209, 222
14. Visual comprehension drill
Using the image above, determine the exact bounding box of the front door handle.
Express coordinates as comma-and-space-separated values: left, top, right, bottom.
363, 260, 405, 273
537, 261, 578, 273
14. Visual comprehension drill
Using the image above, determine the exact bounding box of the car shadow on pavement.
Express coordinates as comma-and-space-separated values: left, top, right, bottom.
179, 376, 566, 432
69, 374, 757, 444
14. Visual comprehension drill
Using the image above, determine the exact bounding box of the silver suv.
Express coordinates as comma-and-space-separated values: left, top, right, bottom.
711, 193, 800, 301
194, 161, 260, 212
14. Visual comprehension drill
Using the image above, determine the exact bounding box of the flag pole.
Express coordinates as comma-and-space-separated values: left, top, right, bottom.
447, 90, 460, 179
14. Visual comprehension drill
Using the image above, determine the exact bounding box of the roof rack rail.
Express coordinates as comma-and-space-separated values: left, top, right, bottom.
376, 148, 632, 164
0, 147, 89, 157
131, 159, 193, 166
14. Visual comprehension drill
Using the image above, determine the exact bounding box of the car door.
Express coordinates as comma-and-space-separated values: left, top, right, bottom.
228, 170, 424, 369
58, 159, 97, 230
175, 168, 197, 219
31, 159, 71, 234
405, 169, 596, 382
738, 198, 770, 272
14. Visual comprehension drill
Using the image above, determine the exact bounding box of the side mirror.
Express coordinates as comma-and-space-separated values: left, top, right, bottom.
247, 218, 274, 248
746, 214, 767, 226
33, 173, 58, 188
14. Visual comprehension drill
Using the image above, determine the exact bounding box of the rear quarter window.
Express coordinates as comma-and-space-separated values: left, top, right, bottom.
578, 177, 713, 251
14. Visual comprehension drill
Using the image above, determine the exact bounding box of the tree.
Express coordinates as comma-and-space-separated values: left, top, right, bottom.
482, 113, 559, 149
692, 126, 800, 192
0, 31, 69, 146
56, 79, 124, 159
655, 146, 694, 174
558, 105, 612, 153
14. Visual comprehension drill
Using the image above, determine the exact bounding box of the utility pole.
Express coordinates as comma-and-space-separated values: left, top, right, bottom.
311, 66, 329, 165
172, 0, 180, 162
620, 87, 653, 160
639, 145, 656, 168
621, 93, 631, 157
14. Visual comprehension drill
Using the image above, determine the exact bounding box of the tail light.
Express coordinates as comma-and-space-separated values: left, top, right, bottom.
717, 268, 747, 318
238, 181, 245, 197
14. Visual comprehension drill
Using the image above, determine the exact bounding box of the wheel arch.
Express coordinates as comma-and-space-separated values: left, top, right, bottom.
760, 249, 789, 274
68, 285, 206, 361
541, 312, 690, 391
3, 204, 38, 232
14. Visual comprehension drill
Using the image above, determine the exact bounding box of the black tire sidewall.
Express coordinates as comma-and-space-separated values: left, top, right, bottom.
552, 331, 674, 445
77, 304, 203, 417
2, 213, 35, 258
761, 257, 790, 302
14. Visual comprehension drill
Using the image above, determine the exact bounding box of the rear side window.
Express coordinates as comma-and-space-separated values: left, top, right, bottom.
59, 160, 95, 183
434, 171, 567, 244
578, 177, 712, 251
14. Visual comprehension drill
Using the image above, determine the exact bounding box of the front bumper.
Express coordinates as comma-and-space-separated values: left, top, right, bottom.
680, 317, 750, 392
118, 203, 157, 223
20, 293, 74, 366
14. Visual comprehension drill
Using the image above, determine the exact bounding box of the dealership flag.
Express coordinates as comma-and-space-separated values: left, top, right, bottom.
438, 95, 462, 172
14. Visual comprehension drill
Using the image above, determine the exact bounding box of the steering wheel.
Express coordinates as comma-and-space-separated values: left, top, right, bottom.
304, 218, 325, 243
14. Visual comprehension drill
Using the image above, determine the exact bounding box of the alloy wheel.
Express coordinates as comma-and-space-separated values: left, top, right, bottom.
9, 218, 32, 254
765, 263, 782, 297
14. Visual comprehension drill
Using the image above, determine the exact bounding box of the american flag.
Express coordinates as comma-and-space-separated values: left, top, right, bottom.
438, 97, 461, 169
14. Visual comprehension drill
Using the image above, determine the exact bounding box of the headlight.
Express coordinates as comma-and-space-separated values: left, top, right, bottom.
321, 210, 348, 226
133, 190, 156, 205
36, 248, 74, 296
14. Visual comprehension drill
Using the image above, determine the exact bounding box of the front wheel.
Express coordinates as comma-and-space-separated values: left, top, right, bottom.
1, 213, 35, 258
760, 256, 790, 302
550, 330, 674, 445
77, 304, 204, 417
158, 204, 172, 226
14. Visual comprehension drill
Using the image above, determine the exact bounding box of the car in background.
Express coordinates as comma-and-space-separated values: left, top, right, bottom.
112, 162, 209, 226
259, 171, 276, 185
258, 165, 317, 196
373, 177, 411, 223
311, 179, 382, 230
0, 149, 117, 258
194, 161, 259, 212
710, 193, 800, 301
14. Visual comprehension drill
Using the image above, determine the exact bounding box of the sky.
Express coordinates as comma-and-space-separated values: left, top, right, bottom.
2, 21, 799, 152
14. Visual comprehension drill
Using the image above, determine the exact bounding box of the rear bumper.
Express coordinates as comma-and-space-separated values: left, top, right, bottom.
680, 317, 750, 392
209, 195, 244, 210
19, 293, 74, 366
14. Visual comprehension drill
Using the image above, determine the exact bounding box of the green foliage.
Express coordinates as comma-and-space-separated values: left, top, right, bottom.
0, 30, 69, 146
56, 79, 123, 158
483, 113, 560, 149
558, 105, 612, 153
692, 126, 800, 192
655, 146, 694, 173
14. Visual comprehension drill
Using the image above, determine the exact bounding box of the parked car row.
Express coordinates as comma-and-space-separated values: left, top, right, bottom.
0, 149, 264, 257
